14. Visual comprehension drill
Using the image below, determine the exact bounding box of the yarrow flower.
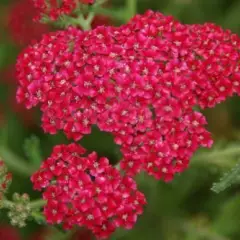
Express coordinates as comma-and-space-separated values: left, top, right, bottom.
16, 10, 240, 182
15, 8, 240, 238
32, 0, 95, 21
31, 143, 146, 239
16, 9, 234, 182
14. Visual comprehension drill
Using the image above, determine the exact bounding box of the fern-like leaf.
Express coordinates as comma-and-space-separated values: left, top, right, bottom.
211, 162, 240, 193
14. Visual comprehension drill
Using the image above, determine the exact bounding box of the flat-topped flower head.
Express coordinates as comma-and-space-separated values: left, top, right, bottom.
16, 10, 240, 181
31, 143, 146, 239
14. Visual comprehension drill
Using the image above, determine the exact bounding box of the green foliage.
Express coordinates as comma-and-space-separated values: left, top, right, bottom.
213, 195, 240, 238
211, 162, 240, 193
23, 135, 42, 168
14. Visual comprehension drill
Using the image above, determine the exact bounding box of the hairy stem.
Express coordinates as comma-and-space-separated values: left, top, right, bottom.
91, 6, 124, 21
0, 146, 35, 176
126, 0, 137, 20
31, 211, 45, 223
77, 0, 111, 30
2, 198, 46, 210
77, 14, 92, 30
193, 145, 240, 168
30, 199, 47, 209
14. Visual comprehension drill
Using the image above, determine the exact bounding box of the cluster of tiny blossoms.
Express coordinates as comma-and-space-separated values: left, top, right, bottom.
32, 0, 94, 21
31, 144, 146, 238
16, 9, 240, 238
17, 10, 240, 181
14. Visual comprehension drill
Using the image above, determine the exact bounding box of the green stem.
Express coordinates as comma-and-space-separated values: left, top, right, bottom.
74, 14, 91, 30
31, 211, 46, 224
86, 11, 95, 25
193, 145, 240, 168
2, 199, 46, 209
0, 146, 35, 176
126, 0, 137, 20
76, 0, 110, 30
52, 0, 128, 28
90, 6, 124, 21
30, 199, 46, 209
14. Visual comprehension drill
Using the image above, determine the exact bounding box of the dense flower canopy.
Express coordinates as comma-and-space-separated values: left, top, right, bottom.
16, 10, 240, 180
16, 9, 240, 238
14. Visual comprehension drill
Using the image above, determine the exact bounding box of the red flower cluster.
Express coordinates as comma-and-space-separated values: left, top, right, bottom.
16, 10, 240, 181
16, 9, 240, 238
32, 0, 94, 21
186, 23, 240, 108
8, 0, 50, 46
31, 143, 146, 239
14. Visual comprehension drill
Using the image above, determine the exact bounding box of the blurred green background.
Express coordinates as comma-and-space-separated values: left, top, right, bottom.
1, 0, 240, 239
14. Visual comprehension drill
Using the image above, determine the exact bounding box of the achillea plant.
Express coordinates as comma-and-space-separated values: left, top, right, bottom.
0, 0, 239, 239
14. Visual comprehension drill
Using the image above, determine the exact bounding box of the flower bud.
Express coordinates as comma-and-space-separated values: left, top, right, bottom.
7, 193, 31, 228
